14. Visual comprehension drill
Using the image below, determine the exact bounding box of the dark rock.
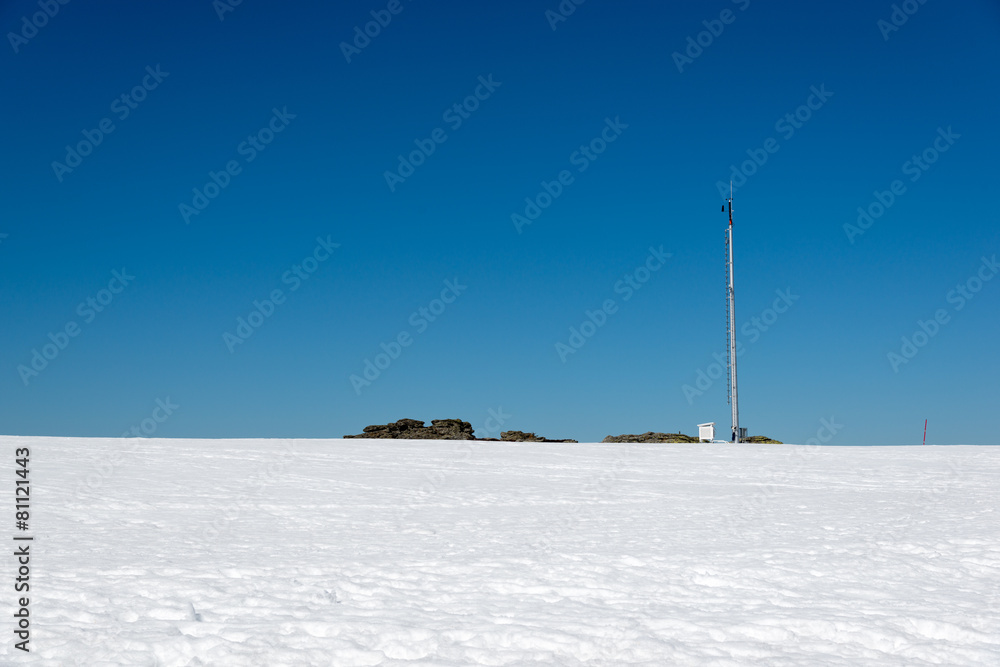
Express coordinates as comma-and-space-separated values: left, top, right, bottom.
602, 431, 700, 444
743, 435, 783, 444
500, 430, 577, 443
344, 419, 577, 442
344, 418, 475, 440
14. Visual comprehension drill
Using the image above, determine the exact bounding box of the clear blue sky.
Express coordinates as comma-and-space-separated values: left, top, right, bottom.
2, 0, 998, 444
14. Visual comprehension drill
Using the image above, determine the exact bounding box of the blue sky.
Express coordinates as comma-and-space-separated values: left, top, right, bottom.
1, 0, 998, 444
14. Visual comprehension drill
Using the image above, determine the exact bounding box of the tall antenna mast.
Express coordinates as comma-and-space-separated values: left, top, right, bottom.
725, 183, 740, 443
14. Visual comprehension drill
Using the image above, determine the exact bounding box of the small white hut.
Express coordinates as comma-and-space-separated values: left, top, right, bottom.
698, 422, 715, 443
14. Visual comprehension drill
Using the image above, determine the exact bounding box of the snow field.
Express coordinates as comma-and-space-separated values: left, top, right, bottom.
1, 437, 997, 665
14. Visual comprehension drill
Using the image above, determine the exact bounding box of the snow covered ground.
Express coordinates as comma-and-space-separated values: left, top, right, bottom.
1, 436, 997, 666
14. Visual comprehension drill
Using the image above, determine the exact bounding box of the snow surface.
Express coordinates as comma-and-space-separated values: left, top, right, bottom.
2, 436, 998, 666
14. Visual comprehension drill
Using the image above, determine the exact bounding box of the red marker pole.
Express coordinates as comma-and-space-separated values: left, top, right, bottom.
922, 419, 927, 446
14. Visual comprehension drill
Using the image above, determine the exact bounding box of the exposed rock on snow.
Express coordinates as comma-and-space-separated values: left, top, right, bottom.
603, 432, 784, 444
603, 431, 701, 443
344, 420, 577, 442
499, 430, 577, 443
743, 435, 784, 444
344, 418, 475, 440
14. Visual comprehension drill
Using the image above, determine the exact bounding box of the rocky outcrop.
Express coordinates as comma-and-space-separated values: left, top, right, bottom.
602, 432, 700, 444
343, 420, 577, 442
344, 418, 475, 440
742, 435, 783, 444
499, 431, 577, 443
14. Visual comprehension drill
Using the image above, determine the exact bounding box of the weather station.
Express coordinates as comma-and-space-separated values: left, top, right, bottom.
724, 187, 747, 443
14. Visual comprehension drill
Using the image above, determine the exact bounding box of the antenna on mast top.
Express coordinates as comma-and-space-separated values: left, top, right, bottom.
728, 181, 733, 226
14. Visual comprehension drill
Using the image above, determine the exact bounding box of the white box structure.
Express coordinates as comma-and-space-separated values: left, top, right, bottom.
698, 422, 715, 443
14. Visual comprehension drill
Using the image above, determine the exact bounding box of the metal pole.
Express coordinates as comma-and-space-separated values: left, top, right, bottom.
923, 419, 927, 446
727, 186, 739, 443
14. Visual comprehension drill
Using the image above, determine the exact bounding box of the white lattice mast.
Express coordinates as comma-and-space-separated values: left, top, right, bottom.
725, 184, 740, 443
